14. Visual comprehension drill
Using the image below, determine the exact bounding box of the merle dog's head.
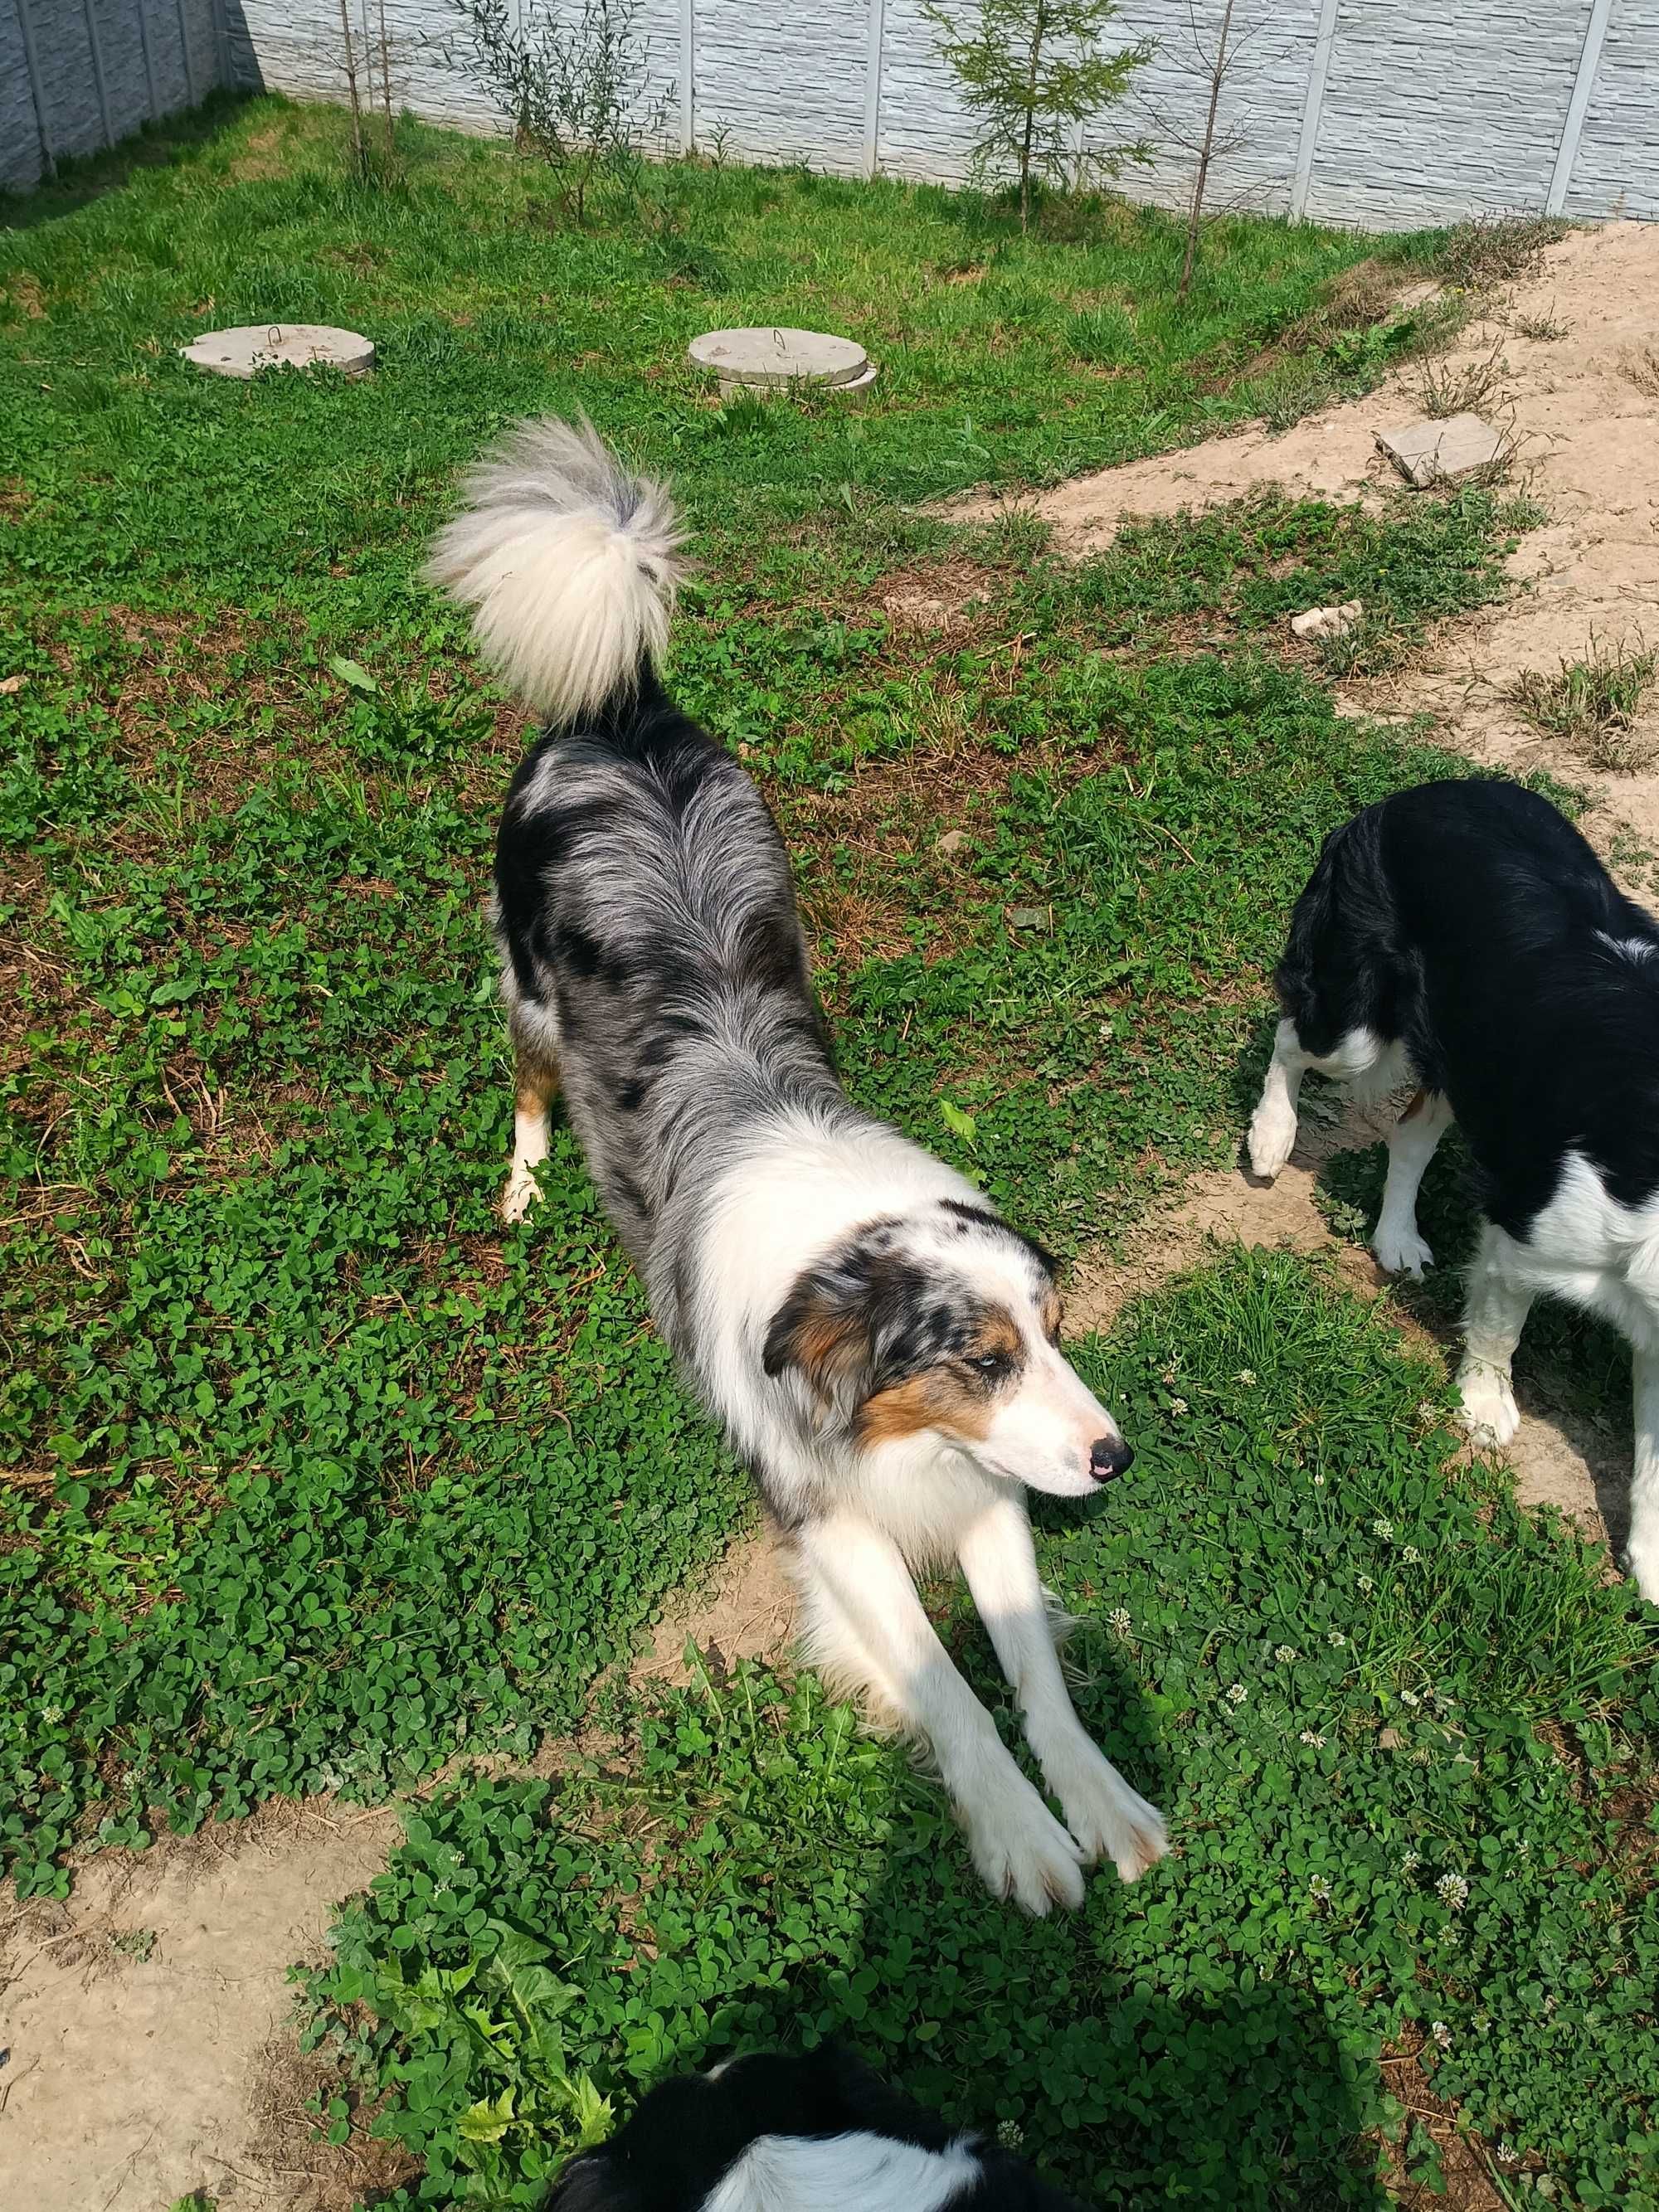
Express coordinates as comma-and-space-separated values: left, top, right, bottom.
762, 1199, 1131, 1495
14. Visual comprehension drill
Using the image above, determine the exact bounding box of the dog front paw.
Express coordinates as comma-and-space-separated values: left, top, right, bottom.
1372, 1223, 1433, 1278
961, 1768, 1086, 1917
501, 1165, 542, 1223
1046, 1740, 1168, 1884
1247, 1100, 1298, 1181
1456, 1359, 1520, 1447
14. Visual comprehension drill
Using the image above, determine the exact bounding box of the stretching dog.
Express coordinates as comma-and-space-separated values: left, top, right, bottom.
1248, 776, 1659, 1602
546, 2044, 1082, 2210
426, 420, 1167, 1910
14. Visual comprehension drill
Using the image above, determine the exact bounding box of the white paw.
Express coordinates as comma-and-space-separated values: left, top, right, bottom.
961, 1769, 1086, 1917
1047, 1739, 1168, 1884
1624, 1532, 1659, 1607
1456, 1359, 1520, 1447
1372, 1223, 1433, 1278
1247, 1100, 1297, 1181
501, 1164, 542, 1223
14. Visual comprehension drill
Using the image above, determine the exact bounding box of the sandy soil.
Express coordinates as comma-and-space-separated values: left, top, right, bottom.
0, 1801, 401, 2212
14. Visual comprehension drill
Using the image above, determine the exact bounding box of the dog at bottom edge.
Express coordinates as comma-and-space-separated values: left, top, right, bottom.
544, 2044, 1085, 2212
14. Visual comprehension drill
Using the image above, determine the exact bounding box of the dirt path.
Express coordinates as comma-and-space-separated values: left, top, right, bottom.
959, 221, 1659, 862
0, 1801, 402, 2212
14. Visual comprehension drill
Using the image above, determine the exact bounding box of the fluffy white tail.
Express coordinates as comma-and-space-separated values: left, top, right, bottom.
424, 416, 684, 724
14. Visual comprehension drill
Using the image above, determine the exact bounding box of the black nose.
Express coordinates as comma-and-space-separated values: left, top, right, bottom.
1089, 1436, 1134, 1481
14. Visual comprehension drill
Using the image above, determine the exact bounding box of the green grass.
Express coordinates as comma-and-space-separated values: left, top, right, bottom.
2, 93, 1657, 2212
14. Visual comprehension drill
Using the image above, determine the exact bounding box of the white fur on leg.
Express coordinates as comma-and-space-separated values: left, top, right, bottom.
1372, 1091, 1452, 1278
1456, 1223, 1534, 1448
1628, 1348, 1659, 1603
1247, 1018, 1306, 1180
956, 1496, 1167, 1884
792, 1516, 1087, 1915
502, 1102, 551, 1223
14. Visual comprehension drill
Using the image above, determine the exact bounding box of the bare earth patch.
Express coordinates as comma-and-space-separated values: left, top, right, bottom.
0, 1800, 401, 2212
634, 1524, 797, 1689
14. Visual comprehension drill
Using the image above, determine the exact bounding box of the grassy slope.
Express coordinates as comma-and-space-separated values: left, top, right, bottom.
2, 95, 1656, 2211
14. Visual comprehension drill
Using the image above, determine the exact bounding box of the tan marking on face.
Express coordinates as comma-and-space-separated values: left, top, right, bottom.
1399, 1088, 1429, 1122
857, 1369, 997, 1445
1040, 1286, 1063, 1342
854, 1304, 1024, 1445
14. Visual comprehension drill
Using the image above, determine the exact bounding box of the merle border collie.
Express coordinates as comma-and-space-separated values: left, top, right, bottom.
544, 2045, 1082, 2212
1248, 775, 1659, 1602
425, 420, 1168, 1910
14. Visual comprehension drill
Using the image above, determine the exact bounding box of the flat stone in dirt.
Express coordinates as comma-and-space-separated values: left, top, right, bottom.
180, 323, 377, 379
688, 326, 873, 398
1375, 411, 1506, 488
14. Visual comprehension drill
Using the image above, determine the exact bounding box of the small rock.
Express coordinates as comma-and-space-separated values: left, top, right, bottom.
1376, 411, 1506, 489
936, 828, 969, 857
1291, 600, 1364, 640
1006, 905, 1049, 931
0, 673, 27, 694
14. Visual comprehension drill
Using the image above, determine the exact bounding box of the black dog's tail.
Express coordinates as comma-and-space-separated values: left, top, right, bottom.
424, 416, 686, 725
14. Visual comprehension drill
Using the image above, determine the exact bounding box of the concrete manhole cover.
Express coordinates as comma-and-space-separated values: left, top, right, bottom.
688, 326, 875, 397
180, 323, 377, 379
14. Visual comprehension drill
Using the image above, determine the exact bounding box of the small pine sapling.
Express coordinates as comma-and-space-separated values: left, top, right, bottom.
922, 0, 1154, 231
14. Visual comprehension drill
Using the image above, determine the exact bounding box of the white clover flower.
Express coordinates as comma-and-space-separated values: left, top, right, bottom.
1328, 1631, 1347, 1648
1357, 1573, 1374, 1592
1227, 1681, 1248, 1704
1416, 1402, 1438, 1423
1274, 1644, 1298, 1663
42, 1704, 65, 1726
1436, 1872, 1470, 1910
1169, 1397, 1190, 1416
1299, 1728, 1326, 1748
1161, 1369, 1177, 1387
1107, 1607, 1133, 1637
1515, 1838, 1530, 1856
1313, 1472, 1326, 1487
1400, 1850, 1421, 1874
1309, 1874, 1331, 1901
1399, 1689, 1421, 1709
1496, 2144, 1520, 2168
1235, 1369, 1257, 1386
997, 2121, 1024, 2151
1372, 1518, 1394, 1541
1402, 1544, 1422, 1564
1430, 2020, 1452, 2051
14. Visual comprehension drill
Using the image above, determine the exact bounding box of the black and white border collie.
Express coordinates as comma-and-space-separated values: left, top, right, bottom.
545, 2045, 1083, 2212
1248, 776, 1659, 1602
426, 420, 1167, 1910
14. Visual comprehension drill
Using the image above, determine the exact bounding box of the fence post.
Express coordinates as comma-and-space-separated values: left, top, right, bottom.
134, 0, 162, 122
81, 0, 115, 146
1548, 0, 1613, 216
175, 0, 197, 104
1290, 0, 1340, 221
679, 0, 694, 153
14, 0, 56, 179
863, 0, 885, 179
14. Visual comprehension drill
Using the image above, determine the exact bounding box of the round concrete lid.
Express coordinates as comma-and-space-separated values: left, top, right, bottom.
688, 326, 868, 387
179, 324, 377, 379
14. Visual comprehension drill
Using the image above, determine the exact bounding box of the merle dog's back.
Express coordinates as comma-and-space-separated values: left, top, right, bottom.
1277, 778, 1659, 1225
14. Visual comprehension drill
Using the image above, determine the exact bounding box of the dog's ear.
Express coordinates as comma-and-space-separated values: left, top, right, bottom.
762, 1264, 873, 1405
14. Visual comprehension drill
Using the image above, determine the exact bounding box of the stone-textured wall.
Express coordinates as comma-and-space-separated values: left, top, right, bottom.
2, 0, 225, 193
7, 0, 1658, 227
